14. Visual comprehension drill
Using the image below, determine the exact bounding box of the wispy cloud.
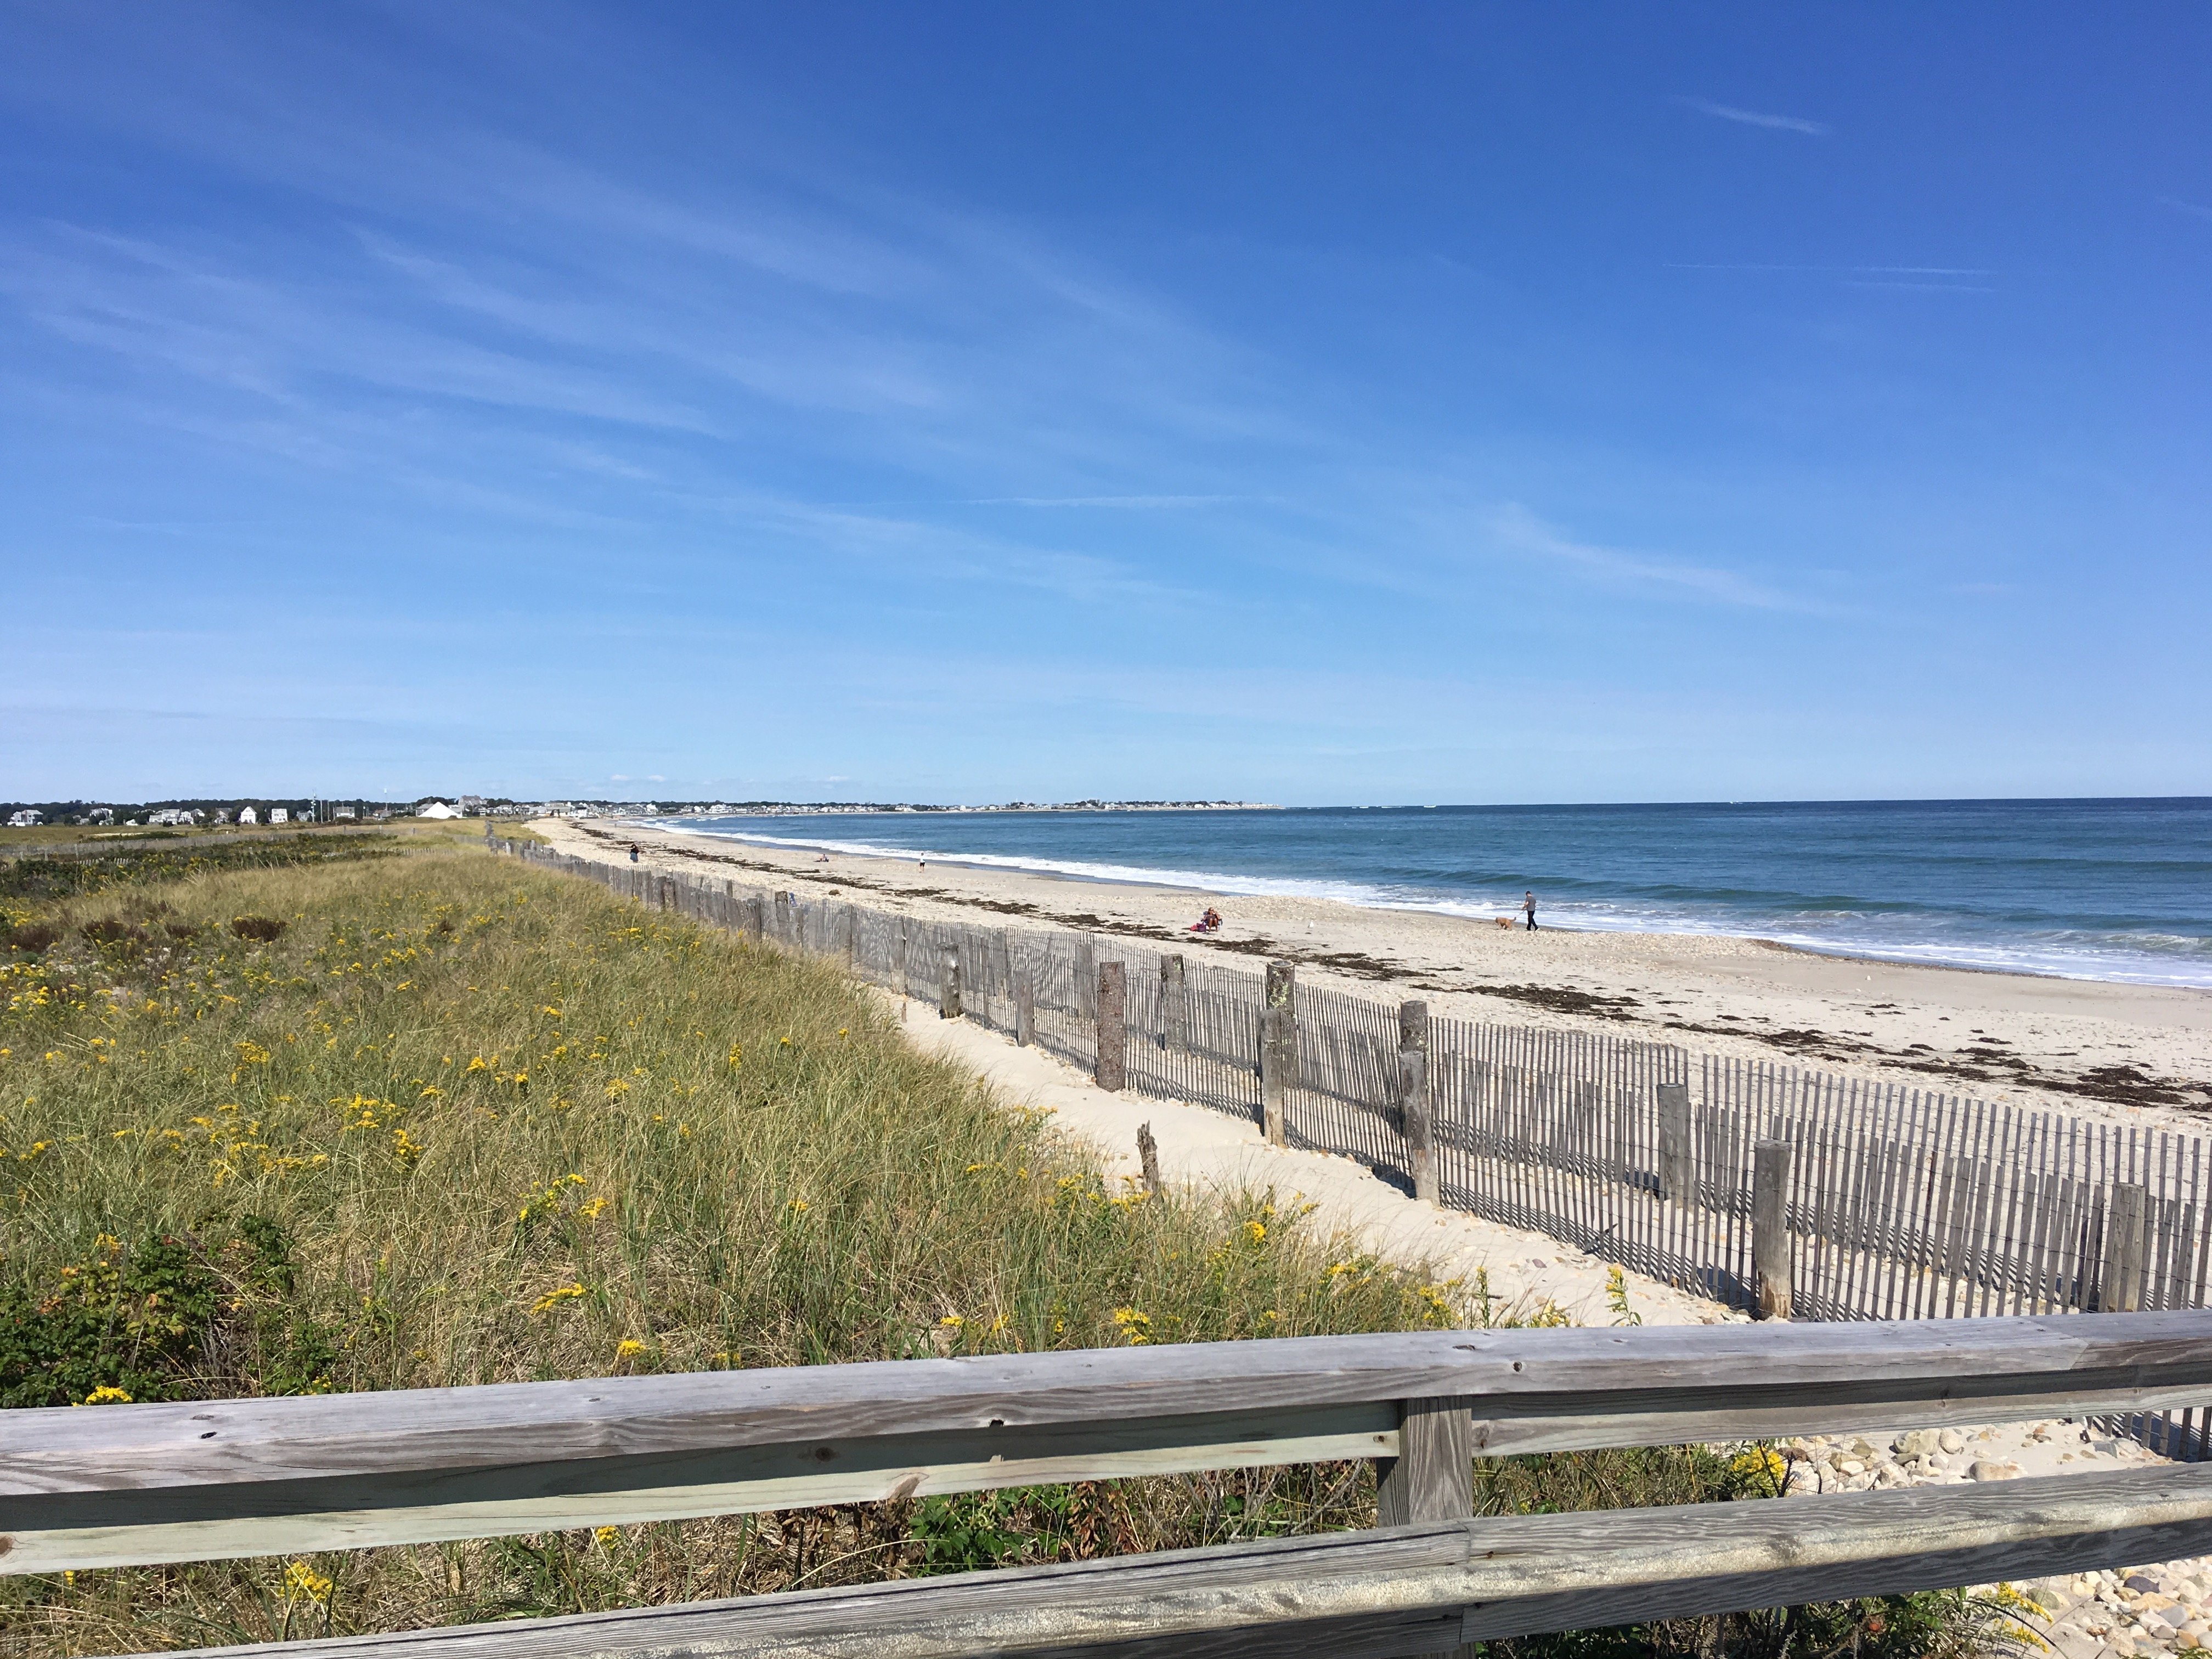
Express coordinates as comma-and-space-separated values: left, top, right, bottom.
2157, 195, 2212, 223
1675, 97, 1831, 136
960, 494, 1242, 509
1488, 504, 1827, 614
1665, 263, 1993, 276
1664, 261, 1993, 294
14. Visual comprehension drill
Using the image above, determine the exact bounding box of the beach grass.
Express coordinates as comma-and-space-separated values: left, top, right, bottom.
0, 843, 2015, 1657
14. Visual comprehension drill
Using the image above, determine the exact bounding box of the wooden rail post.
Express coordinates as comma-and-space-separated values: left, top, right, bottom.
1162, 953, 1188, 1054
2106, 1183, 2152, 1312
940, 945, 962, 1020
1260, 961, 1296, 1147
1657, 1081, 1692, 1204
1377, 1390, 1474, 1654
1753, 1138, 1794, 1321
742, 894, 764, 941
1096, 962, 1127, 1091
1399, 1000, 1437, 1204
773, 891, 793, 944
1137, 1122, 1163, 1194
895, 919, 911, 998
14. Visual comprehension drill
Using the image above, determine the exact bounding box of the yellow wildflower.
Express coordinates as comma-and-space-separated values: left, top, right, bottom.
1110, 1307, 1153, 1345
531, 1282, 589, 1316
78, 1385, 133, 1406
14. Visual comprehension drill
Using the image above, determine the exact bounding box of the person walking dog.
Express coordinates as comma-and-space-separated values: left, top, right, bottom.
1523, 890, 1538, 931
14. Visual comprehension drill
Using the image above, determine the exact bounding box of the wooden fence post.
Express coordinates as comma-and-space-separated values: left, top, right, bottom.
1657, 1081, 1693, 1204
1259, 961, 1296, 1147
1161, 954, 1188, 1054
1075, 934, 1097, 1019
1013, 956, 1036, 1046
1096, 962, 1127, 1092
2106, 1183, 2151, 1312
773, 891, 793, 943
939, 945, 962, 1020
1137, 1122, 1163, 1194
1753, 1138, 1793, 1321
895, 919, 911, 998
1399, 1000, 1436, 1204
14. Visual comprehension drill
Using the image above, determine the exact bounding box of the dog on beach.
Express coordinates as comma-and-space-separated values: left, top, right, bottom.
1496, 916, 1517, 930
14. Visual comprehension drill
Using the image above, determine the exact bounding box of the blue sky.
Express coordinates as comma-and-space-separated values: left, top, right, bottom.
4, 3, 2208, 805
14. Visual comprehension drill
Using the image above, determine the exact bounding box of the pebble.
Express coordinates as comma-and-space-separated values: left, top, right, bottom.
1789, 1421, 2210, 1658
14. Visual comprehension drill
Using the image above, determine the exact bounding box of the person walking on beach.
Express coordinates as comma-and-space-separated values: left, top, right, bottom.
1523, 890, 1538, 931
628, 843, 640, 864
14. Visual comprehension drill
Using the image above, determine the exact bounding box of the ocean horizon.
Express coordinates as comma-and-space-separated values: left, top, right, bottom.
658, 797, 2212, 991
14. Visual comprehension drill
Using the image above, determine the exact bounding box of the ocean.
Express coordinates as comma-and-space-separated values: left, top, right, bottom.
661, 799, 2212, 989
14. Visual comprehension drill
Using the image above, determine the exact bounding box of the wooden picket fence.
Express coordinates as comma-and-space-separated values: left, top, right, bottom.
504, 840, 2212, 1457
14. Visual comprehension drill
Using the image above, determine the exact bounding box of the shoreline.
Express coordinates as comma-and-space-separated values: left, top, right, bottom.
541, 818, 2212, 1135
662, 820, 2210, 994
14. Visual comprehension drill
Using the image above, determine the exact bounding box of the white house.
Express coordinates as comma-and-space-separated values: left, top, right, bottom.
7, 809, 42, 828
239, 807, 258, 825
89, 808, 114, 826
269, 808, 290, 824
417, 800, 463, 820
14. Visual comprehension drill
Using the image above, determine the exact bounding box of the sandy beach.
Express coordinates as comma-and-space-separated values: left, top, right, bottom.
536, 818, 2211, 1136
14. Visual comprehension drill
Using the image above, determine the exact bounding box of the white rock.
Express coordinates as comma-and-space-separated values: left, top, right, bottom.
1939, 1427, 1967, 1454
1968, 1459, 2025, 1481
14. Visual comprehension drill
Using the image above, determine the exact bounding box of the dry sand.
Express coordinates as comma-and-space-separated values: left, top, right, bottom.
541, 818, 2211, 1135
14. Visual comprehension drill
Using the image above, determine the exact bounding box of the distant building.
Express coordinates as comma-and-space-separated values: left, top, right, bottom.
89, 807, 114, 826
371, 807, 392, 820
239, 807, 259, 825
334, 805, 358, 820
416, 800, 463, 820
460, 795, 486, 814
7, 809, 42, 828
269, 808, 290, 824
212, 809, 234, 825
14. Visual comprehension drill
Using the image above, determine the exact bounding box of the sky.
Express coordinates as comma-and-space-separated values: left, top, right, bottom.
3, 3, 2208, 807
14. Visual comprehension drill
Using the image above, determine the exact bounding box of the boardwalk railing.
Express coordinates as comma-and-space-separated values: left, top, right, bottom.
505, 840, 2212, 1457
13, 1316, 2212, 1656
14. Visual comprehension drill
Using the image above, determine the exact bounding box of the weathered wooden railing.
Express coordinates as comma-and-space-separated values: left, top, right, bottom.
14, 1316, 2212, 1657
